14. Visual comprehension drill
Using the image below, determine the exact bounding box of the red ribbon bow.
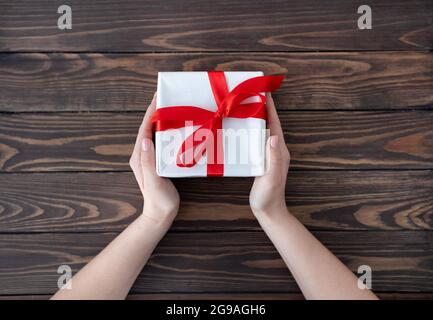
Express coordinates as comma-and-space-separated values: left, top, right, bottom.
151, 71, 283, 176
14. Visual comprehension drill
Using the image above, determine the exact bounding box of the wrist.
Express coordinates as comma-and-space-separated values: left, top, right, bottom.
140, 204, 178, 228
252, 202, 289, 221
132, 211, 174, 245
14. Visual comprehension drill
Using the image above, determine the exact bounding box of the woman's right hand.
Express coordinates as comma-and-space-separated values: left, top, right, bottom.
129, 93, 180, 225
249, 94, 290, 218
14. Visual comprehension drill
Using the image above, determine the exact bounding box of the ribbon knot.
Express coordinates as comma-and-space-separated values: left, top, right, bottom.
151, 71, 283, 176
215, 109, 225, 119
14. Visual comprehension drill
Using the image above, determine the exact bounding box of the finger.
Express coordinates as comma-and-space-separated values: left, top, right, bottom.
264, 135, 282, 176
266, 93, 284, 141
131, 92, 157, 163
140, 137, 158, 184
130, 93, 157, 193
142, 92, 157, 140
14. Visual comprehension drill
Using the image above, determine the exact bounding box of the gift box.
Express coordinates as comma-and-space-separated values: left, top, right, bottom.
152, 71, 283, 177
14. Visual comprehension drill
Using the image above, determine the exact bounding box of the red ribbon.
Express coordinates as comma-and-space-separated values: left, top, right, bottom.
151, 71, 283, 176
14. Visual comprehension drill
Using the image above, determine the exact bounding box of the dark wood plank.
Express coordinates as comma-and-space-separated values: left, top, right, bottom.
0, 111, 432, 172
0, 231, 431, 295
1, 0, 431, 52
286, 111, 433, 170
2, 292, 433, 300
1, 52, 432, 112
0, 171, 432, 232
131, 292, 433, 300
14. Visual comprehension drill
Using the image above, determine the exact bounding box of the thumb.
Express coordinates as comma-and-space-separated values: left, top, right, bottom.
264, 135, 282, 176
140, 138, 157, 177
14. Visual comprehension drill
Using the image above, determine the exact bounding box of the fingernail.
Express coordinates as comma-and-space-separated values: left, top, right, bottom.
270, 135, 279, 149
142, 138, 151, 152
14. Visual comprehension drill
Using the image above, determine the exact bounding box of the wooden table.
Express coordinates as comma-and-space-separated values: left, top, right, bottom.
0, 0, 432, 300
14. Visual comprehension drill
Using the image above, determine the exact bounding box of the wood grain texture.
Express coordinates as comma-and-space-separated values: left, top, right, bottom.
2, 292, 433, 300
0, 231, 432, 295
0, 111, 432, 172
0, 0, 432, 52
0, 52, 432, 112
1, 0, 432, 300
0, 171, 432, 232
128, 292, 433, 300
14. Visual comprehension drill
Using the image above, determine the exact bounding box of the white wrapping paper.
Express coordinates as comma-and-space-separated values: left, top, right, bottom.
155, 71, 266, 177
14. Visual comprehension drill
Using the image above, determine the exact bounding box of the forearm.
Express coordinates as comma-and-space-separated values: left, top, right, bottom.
255, 207, 377, 300
52, 212, 173, 300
